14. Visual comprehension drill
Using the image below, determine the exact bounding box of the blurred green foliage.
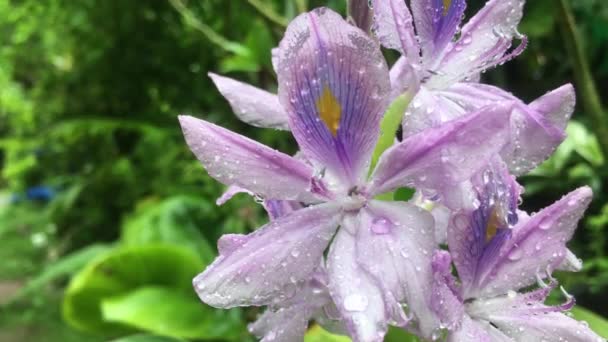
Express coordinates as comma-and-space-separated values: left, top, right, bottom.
0, 0, 607, 341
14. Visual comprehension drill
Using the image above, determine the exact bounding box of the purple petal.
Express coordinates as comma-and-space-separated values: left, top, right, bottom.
209, 73, 289, 130
263, 200, 303, 220
410, 0, 466, 65
473, 187, 593, 298
179, 115, 318, 202
368, 103, 513, 197
216, 185, 252, 205
276, 8, 391, 187
357, 201, 437, 337
389, 57, 420, 100
427, 0, 526, 89
402, 87, 467, 139
193, 203, 341, 308
371, 0, 420, 64
530, 84, 575, 132
348, 0, 373, 32
447, 316, 511, 342
248, 271, 331, 342
468, 291, 604, 342
327, 217, 395, 342
430, 251, 465, 332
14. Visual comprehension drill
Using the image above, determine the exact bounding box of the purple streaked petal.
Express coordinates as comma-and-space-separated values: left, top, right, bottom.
209, 73, 289, 130
216, 185, 252, 205
179, 115, 317, 202
371, 0, 420, 64
389, 57, 420, 101
277, 8, 391, 187
427, 0, 526, 89
468, 291, 604, 342
410, 0, 466, 65
368, 103, 513, 197
248, 270, 331, 342
193, 203, 341, 308
431, 251, 465, 332
530, 84, 576, 132
348, 0, 373, 32
447, 316, 502, 342
357, 201, 437, 337
327, 217, 394, 342
263, 200, 303, 220
402, 87, 466, 139
473, 187, 593, 299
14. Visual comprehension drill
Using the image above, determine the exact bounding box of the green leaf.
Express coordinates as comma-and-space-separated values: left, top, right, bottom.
102, 287, 244, 340
370, 94, 412, 173
394, 187, 416, 202
122, 196, 215, 264
13, 243, 112, 301
62, 244, 205, 335
566, 121, 605, 166
570, 306, 608, 338
110, 334, 185, 342
304, 326, 350, 342
385, 326, 420, 342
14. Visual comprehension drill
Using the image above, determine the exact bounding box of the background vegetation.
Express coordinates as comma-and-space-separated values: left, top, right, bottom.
0, 0, 606, 341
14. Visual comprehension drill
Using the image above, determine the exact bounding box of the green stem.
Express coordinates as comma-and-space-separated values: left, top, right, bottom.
168, 0, 250, 56
246, 0, 289, 28
557, 0, 608, 154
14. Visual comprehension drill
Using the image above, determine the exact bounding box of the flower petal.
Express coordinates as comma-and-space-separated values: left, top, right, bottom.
371, 0, 420, 63
249, 270, 331, 342
368, 103, 513, 197
389, 56, 420, 100
193, 203, 341, 308
209, 73, 289, 130
277, 8, 391, 187
427, 0, 526, 89
357, 201, 437, 337
431, 251, 465, 331
447, 316, 511, 342
348, 0, 373, 32
179, 115, 318, 202
468, 292, 605, 342
473, 187, 593, 298
327, 217, 394, 342
410, 0, 466, 65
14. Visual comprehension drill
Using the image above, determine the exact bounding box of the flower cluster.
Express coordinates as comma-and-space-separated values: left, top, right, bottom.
178, 1, 605, 341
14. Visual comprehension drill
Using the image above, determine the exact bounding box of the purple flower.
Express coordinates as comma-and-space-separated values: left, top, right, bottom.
371, 0, 575, 175
429, 165, 604, 341
179, 8, 515, 341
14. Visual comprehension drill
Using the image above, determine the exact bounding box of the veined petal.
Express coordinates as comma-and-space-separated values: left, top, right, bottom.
193, 203, 341, 308
368, 103, 513, 197
467, 291, 605, 342
389, 57, 420, 101
410, 0, 466, 66
431, 251, 465, 331
209, 73, 289, 130
179, 115, 317, 202
371, 0, 420, 64
427, 0, 526, 89
277, 8, 391, 187
447, 316, 511, 342
327, 217, 394, 342
249, 270, 331, 342
529, 84, 575, 132
472, 187, 593, 299
402, 87, 466, 139
263, 200, 303, 220
357, 201, 437, 337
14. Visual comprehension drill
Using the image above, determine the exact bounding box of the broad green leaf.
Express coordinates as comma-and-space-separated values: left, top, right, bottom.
394, 187, 416, 202
570, 306, 608, 338
122, 196, 215, 264
370, 93, 412, 173
110, 334, 185, 342
102, 287, 244, 340
63, 244, 205, 335
13, 243, 112, 301
567, 121, 605, 166
303, 326, 420, 342
304, 326, 350, 342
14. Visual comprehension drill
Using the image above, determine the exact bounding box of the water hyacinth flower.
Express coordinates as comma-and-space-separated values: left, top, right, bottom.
371, 0, 575, 175
430, 164, 605, 341
179, 7, 516, 341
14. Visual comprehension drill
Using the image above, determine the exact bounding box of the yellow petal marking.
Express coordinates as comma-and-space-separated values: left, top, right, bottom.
316, 86, 342, 136
443, 0, 451, 16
